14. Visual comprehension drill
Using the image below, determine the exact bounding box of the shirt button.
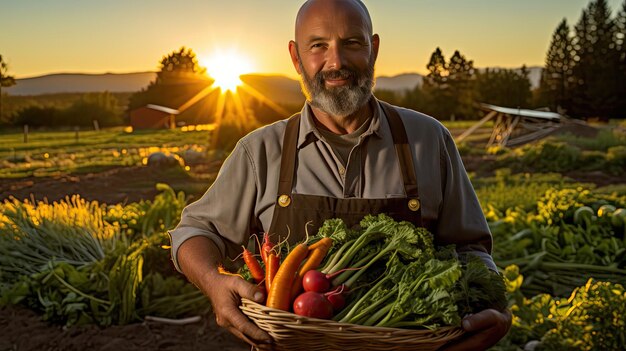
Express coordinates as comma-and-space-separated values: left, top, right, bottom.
339, 167, 345, 175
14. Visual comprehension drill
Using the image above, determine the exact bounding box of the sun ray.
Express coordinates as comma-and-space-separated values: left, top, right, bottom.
177, 84, 220, 113
210, 88, 228, 150
231, 88, 251, 128
238, 84, 291, 117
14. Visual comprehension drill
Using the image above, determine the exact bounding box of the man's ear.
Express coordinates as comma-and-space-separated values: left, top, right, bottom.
289, 40, 302, 75
371, 34, 380, 62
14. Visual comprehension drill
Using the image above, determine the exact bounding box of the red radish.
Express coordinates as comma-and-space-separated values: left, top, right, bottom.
302, 270, 331, 293
292, 291, 334, 319
302, 267, 361, 293
325, 285, 347, 311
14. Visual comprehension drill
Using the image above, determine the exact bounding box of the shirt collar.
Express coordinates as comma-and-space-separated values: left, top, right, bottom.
297, 96, 384, 149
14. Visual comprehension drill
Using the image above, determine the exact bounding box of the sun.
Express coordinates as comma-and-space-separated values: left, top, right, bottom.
202, 50, 254, 92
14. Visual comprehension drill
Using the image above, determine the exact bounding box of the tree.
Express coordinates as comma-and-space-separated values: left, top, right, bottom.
154, 46, 206, 84
447, 50, 476, 119
422, 47, 452, 119
0, 55, 17, 123
614, 0, 626, 117
127, 47, 212, 122
15, 106, 61, 127
476, 68, 532, 108
570, 0, 617, 119
538, 19, 575, 113
62, 92, 122, 127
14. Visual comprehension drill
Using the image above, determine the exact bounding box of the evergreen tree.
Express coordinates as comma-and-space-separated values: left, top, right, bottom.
422, 47, 452, 119
476, 68, 532, 108
614, 1, 626, 117
539, 19, 575, 114
402, 84, 427, 112
571, 1, 617, 119
447, 50, 476, 119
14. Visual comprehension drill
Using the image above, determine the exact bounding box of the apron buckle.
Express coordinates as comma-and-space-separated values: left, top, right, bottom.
278, 194, 291, 207
408, 198, 420, 211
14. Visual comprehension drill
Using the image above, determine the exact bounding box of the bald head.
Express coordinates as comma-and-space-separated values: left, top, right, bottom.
295, 0, 373, 39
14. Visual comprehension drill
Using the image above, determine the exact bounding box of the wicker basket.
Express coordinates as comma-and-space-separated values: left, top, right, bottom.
240, 298, 464, 351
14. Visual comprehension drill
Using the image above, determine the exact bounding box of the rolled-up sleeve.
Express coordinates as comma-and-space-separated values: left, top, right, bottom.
437, 131, 497, 271
168, 140, 259, 272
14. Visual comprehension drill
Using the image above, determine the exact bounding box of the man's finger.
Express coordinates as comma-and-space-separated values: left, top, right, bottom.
462, 308, 510, 332
234, 276, 266, 303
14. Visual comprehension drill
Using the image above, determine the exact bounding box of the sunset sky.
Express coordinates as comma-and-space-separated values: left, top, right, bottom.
1, 0, 623, 79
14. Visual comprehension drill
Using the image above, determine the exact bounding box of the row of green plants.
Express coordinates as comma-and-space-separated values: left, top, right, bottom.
481, 176, 626, 349
495, 266, 625, 351
0, 184, 210, 326
486, 183, 626, 296
458, 127, 626, 175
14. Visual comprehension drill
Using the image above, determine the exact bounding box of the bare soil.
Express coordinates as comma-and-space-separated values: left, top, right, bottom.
0, 163, 220, 205
0, 305, 248, 351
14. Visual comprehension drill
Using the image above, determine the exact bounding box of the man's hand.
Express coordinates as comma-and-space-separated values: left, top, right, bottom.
440, 309, 512, 351
177, 237, 274, 350
206, 273, 274, 350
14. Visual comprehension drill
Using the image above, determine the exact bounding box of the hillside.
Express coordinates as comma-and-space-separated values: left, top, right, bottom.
5, 72, 156, 95
6, 67, 542, 98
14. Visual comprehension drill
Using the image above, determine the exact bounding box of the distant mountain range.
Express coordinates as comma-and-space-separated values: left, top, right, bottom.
6, 72, 157, 96
5, 67, 542, 102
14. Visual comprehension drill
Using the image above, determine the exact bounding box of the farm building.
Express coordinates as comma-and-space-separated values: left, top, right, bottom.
129, 104, 179, 130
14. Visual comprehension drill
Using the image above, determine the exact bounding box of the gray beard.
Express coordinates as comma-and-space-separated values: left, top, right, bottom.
298, 57, 375, 117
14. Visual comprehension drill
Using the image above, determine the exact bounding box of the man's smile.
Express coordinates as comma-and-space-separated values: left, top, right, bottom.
324, 77, 350, 87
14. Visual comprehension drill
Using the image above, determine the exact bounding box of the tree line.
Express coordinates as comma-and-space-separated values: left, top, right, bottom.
538, 0, 625, 120
378, 0, 625, 121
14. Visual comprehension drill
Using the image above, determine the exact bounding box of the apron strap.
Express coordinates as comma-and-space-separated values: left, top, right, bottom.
378, 101, 419, 198
277, 114, 300, 195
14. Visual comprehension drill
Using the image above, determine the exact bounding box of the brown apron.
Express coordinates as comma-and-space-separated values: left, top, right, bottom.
268, 100, 424, 242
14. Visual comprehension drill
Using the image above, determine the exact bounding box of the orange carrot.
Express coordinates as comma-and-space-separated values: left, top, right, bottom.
291, 238, 333, 298
266, 243, 309, 310
260, 232, 273, 265
265, 252, 280, 292
242, 246, 264, 284
217, 264, 243, 278
308, 237, 333, 251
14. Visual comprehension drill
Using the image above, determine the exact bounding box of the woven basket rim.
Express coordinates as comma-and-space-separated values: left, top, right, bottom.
240, 297, 465, 337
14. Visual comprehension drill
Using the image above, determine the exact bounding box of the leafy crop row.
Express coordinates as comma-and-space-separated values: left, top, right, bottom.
0, 184, 210, 326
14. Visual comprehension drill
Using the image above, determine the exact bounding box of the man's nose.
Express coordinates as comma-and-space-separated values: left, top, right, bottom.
325, 44, 345, 70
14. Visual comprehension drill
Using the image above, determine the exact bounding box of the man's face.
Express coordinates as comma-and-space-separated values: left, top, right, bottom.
290, 0, 379, 117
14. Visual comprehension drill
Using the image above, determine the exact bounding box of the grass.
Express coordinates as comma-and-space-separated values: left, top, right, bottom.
0, 127, 213, 178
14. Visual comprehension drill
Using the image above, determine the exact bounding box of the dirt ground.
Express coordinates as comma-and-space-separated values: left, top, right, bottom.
0, 163, 220, 205
0, 305, 249, 351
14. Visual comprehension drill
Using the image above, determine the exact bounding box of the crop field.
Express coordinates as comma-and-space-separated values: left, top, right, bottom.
1, 122, 625, 351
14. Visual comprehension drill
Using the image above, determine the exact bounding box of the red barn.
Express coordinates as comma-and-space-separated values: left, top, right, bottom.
129, 104, 179, 130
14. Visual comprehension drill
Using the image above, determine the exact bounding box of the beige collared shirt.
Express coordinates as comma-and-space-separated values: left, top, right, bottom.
169, 98, 496, 271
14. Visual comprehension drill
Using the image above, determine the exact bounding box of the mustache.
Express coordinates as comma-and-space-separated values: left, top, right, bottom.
317, 69, 355, 82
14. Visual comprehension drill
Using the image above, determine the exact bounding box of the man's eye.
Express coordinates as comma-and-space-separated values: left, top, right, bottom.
311, 43, 324, 49
346, 40, 362, 47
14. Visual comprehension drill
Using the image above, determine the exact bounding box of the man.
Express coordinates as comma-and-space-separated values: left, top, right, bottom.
169, 0, 512, 350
